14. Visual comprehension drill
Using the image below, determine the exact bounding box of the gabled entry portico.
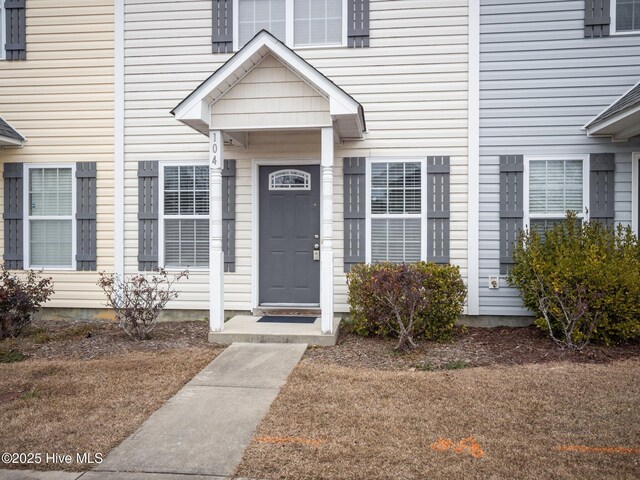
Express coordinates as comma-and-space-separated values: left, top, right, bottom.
171, 30, 366, 336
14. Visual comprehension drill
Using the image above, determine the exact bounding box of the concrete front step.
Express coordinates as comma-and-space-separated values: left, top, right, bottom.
209, 315, 340, 346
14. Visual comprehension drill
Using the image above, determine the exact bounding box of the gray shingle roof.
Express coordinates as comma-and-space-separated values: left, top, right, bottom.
585, 82, 640, 127
0, 116, 25, 142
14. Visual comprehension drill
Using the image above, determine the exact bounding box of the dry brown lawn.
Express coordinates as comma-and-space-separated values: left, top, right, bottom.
0, 347, 221, 471
236, 359, 640, 480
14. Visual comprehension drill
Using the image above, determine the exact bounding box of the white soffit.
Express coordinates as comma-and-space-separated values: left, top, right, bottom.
583, 80, 640, 142
171, 30, 366, 141
0, 116, 25, 147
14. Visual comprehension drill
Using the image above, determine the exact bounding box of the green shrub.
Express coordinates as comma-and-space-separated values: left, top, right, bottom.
0, 267, 54, 339
412, 262, 467, 342
507, 211, 640, 349
347, 261, 466, 348
0, 349, 26, 363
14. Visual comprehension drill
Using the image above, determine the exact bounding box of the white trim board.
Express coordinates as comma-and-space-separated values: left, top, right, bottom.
467, 0, 480, 315
632, 152, 639, 234
0, 4, 5, 61
250, 158, 322, 311
172, 31, 364, 140
114, 0, 125, 277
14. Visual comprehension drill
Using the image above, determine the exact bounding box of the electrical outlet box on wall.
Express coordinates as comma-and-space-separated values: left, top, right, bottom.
488, 276, 499, 289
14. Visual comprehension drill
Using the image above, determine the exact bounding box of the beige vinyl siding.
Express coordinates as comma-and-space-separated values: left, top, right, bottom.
0, 0, 114, 308
211, 55, 331, 130
123, 0, 468, 312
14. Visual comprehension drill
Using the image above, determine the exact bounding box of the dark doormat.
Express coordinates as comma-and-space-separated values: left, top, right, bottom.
257, 316, 317, 324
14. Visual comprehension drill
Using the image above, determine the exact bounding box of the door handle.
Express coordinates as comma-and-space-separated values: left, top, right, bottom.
314, 244, 320, 250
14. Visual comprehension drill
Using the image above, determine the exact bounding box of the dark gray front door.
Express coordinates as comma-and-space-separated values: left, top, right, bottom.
259, 165, 320, 305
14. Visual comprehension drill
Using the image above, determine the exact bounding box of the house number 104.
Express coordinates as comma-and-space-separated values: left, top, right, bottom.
211, 132, 221, 167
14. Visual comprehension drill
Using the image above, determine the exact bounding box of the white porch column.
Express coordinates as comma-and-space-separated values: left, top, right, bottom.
209, 130, 225, 331
320, 126, 334, 334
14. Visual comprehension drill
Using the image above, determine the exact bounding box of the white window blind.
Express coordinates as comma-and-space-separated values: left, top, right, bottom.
370, 162, 422, 263
163, 165, 210, 268
616, 0, 640, 31
28, 167, 74, 268
239, 0, 286, 46
529, 160, 583, 215
294, 0, 343, 46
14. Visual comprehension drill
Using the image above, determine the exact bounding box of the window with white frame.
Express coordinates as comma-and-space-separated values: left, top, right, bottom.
237, 0, 344, 48
369, 161, 424, 263
162, 165, 210, 268
614, 0, 640, 33
27, 166, 74, 268
526, 158, 588, 235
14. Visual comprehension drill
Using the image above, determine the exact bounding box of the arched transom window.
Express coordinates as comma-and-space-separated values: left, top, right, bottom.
269, 169, 311, 190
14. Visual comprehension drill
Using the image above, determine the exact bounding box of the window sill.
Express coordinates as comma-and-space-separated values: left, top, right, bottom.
26, 267, 77, 272
610, 30, 640, 36
233, 43, 347, 53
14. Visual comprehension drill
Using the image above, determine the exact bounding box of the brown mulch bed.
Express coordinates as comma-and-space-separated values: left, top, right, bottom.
305, 327, 640, 371
0, 318, 215, 361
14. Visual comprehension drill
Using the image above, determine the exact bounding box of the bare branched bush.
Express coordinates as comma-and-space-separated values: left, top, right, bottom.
98, 269, 188, 340
0, 266, 54, 339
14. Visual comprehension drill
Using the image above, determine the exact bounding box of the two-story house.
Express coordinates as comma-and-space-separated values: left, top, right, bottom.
1, 1, 638, 341
118, 0, 470, 341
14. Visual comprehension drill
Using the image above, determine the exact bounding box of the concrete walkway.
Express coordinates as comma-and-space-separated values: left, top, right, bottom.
0, 343, 306, 480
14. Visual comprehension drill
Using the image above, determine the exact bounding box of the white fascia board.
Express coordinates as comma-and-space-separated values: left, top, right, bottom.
0, 135, 24, 147
173, 38, 266, 121
585, 103, 640, 139
265, 39, 359, 116
173, 31, 360, 126
583, 78, 640, 130
179, 100, 211, 133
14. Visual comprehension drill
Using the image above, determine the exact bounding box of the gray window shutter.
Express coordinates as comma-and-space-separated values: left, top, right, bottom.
76, 162, 97, 271
348, 0, 369, 47
4, 0, 26, 60
222, 159, 236, 272
427, 156, 450, 264
3, 163, 23, 269
589, 153, 615, 226
499, 155, 524, 275
585, 0, 610, 37
138, 161, 159, 271
212, 0, 233, 53
343, 157, 366, 272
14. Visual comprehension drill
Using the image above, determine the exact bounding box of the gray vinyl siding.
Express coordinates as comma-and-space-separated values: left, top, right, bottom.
479, 0, 640, 316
